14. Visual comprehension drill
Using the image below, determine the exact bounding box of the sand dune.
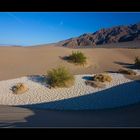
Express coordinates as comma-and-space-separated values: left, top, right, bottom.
0, 70, 140, 110
0, 42, 140, 81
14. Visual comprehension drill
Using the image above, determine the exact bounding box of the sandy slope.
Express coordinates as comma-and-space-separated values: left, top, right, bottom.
0, 43, 140, 81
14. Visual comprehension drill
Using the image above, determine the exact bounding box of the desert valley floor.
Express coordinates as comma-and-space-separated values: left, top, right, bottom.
0, 41, 140, 127
0, 41, 140, 81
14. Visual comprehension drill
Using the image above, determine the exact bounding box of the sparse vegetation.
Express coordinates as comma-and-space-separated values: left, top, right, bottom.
93, 73, 112, 82
135, 56, 140, 66
84, 73, 112, 88
47, 66, 74, 88
12, 83, 28, 94
118, 68, 137, 75
67, 51, 87, 65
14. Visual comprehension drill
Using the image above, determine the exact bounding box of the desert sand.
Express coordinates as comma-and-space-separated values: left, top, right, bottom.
0, 71, 140, 110
0, 42, 140, 127
0, 42, 140, 81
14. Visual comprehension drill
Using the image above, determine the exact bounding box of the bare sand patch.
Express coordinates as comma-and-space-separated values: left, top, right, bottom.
0, 45, 140, 80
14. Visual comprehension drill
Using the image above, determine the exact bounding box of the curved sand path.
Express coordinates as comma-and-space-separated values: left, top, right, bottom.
0, 70, 140, 110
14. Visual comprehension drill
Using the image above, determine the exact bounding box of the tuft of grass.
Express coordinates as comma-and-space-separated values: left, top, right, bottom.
46, 66, 74, 88
93, 73, 112, 82
67, 51, 87, 65
118, 68, 137, 75
135, 56, 140, 66
12, 83, 28, 94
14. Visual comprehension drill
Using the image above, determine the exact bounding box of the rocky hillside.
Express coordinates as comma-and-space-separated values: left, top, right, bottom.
58, 22, 140, 48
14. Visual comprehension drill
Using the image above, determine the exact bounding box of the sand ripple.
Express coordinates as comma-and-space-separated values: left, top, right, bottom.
0, 71, 140, 110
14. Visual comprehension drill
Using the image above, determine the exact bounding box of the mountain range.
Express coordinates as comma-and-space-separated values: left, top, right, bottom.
57, 22, 140, 48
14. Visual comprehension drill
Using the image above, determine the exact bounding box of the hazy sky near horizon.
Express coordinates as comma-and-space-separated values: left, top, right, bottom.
0, 12, 140, 46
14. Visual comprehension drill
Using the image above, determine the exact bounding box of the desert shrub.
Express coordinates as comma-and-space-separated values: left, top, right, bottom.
47, 66, 74, 88
135, 56, 140, 66
68, 51, 87, 65
12, 83, 28, 94
93, 73, 112, 82
118, 68, 136, 75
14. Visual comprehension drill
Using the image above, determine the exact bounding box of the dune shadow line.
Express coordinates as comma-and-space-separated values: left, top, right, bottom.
114, 61, 140, 69
17, 80, 140, 110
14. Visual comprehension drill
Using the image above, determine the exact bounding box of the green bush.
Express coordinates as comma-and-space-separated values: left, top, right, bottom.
47, 66, 74, 88
135, 56, 140, 66
68, 51, 87, 65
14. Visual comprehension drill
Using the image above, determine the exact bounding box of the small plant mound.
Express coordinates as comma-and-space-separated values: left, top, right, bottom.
47, 66, 74, 88
135, 56, 140, 66
85, 80, 106, 88
68, 51, 87, 65
12, 83, 28, 94
93, 73, 112, 82
118, 68, 137, 75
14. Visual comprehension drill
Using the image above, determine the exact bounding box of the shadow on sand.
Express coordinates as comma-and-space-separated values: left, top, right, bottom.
27, 75, 46, 84
59, 56, 75, 65
27, 75, 51, 88
0, 80, 140, 127
114, 61, 140, 69
59, 56, 70, 61
82, 76, 93, 81
2, 103, 140, 128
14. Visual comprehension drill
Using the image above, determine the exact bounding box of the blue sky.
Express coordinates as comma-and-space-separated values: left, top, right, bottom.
0, 12, 140, 46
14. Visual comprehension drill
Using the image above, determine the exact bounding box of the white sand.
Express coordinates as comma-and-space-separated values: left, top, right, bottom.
0, 70, 140, 110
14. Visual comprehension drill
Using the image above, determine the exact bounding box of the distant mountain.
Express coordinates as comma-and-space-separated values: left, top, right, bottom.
57, 22, 140, 48
0, 44, 23, 47
27, 43, 56, 47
